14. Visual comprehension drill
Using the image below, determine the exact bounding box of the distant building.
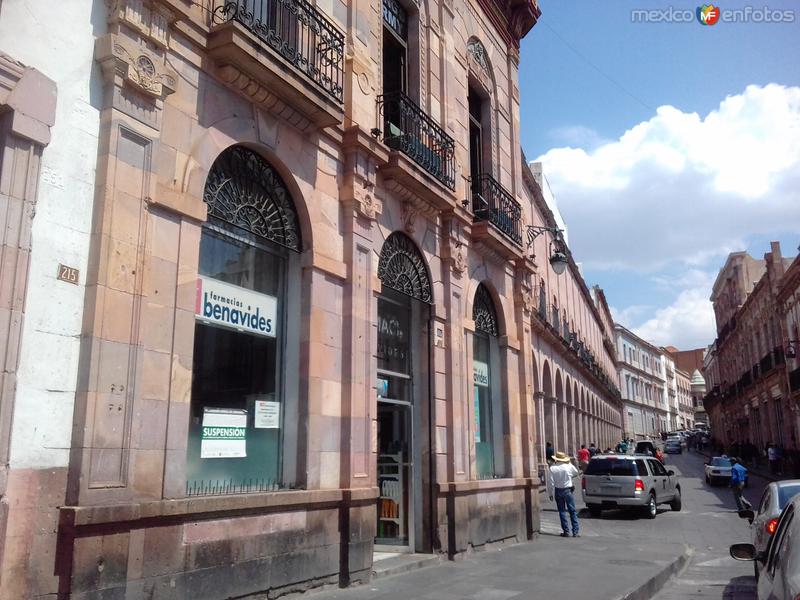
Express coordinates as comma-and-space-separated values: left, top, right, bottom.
615, 325, 669, 439
663, 346, 706, 427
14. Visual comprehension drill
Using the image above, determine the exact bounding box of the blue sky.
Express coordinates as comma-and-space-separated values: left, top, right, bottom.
518, 0, 800, 350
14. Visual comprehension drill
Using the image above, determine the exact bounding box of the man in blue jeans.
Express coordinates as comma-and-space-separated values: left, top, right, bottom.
548, 451, 580, 537
730, 457, 752, 511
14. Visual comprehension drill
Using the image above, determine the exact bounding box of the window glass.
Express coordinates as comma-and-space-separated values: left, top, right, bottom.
758, 489, 771, 515
186, 228, 285, 495
777, 484, 800, 509
377, 295, 410, 373
474, 332, 494, 478
711, 457, 732, 467
635, 459, 649, 475
585, 459, 637, 476
649, 460, 667, 476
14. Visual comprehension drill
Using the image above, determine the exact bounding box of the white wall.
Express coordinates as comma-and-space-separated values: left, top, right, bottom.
0, 0, 104, 468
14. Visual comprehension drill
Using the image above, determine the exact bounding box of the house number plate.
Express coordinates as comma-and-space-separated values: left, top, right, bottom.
57, 263, 79, 285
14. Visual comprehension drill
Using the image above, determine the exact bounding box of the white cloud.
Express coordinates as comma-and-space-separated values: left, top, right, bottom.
548, 125, 609, 149
631, 288, 716, 350
535, 84, 800, 272
610, 304, 651, 327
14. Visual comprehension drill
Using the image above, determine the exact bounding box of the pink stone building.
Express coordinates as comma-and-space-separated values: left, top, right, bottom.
704, 243, 797, 454
0, 0, 623, 596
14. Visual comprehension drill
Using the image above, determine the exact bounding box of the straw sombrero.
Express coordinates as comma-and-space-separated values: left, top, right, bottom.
553, 451, 571, 463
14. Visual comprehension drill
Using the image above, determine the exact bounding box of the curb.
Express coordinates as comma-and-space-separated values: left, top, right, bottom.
614, 546, 692, 600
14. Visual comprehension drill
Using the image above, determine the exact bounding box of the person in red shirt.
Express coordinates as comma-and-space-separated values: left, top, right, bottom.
577, 444, 591, 472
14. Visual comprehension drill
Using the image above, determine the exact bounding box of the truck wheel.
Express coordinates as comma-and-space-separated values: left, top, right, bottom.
588, 505, 601, 518
644, 493, 657, 519
670, 488, 682, 512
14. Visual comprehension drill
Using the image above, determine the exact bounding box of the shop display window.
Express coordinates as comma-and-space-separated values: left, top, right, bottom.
186, 226, 287, 495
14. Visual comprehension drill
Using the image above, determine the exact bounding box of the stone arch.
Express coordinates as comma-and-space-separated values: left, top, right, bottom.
472, 282, 499, 336
184, 117, 315, 251
465, 278, 508, 337
203, 145, 303, 252
377, 231, 434, 304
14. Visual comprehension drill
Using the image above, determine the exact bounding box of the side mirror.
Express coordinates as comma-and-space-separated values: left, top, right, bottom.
667, 470, 675, 476
729, 543, 756, 561
738, 509, 755, 524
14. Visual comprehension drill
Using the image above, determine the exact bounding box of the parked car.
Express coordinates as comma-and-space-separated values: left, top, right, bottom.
634, 440, 657, 456
731, 493, 800, 599
705, 456, 733, 485
664, 439, 682, 454
738, 480, 800, 580
582, 454, 681, 519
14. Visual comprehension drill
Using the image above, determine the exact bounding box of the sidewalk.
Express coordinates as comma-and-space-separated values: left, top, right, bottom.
305, 535, 689, 600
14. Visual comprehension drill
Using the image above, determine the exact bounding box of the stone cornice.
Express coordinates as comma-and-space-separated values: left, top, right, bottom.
0, 53, 57, 145
474, 0, 541, 50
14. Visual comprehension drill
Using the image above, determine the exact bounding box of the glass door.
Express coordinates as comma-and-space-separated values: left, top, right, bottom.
376, 292, 414, 549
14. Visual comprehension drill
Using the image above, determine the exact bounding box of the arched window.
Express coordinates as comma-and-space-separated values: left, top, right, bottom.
187, 146, 303, 496
472, 283, 506, 478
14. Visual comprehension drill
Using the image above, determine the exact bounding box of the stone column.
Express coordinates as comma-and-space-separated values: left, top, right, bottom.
0, 54, 56, 599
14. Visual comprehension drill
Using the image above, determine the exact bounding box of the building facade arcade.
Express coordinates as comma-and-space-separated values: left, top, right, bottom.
0, 0, 624, 597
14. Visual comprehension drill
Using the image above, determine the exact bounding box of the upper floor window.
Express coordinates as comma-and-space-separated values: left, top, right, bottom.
383, 0, 408, 96
468, 86, 485, 183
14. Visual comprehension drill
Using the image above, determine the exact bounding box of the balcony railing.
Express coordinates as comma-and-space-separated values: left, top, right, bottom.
212, 0, 345, 103
760, 352, 773, 375
791, 367, 800, 392
377, 91, 456, 189
471, 174, 522, 246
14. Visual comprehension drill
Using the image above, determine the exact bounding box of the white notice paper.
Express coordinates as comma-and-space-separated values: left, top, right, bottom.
201, 407, 247, 458
254, 400, 280, 429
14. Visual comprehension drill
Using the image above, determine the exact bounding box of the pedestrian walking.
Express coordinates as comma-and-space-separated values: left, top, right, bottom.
548, 451, 580, 537
588, 443, 598, 457
730, 457, 752, 512
546, 441, 555, 465
577, 444, 591, 472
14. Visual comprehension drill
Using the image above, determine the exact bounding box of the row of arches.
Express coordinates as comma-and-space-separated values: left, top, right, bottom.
195, 144, 621, 489
536, 359, 623, 460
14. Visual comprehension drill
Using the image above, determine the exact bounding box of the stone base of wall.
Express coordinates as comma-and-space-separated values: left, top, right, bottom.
0, 467, 67, 599
437, 478, 540, 558
57, 488, 377, 600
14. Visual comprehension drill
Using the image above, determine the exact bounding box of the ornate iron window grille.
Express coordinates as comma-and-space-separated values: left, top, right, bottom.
377, 232, 433, 303
377, 91, 456, 190
212, 0, 345, 104
203, 146, 303, 252
470, 174, 522, 246
473, 284, 499, 337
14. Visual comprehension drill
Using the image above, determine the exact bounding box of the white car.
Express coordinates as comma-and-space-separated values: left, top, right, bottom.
731, 493, 800, 599
705, 456, 733, 485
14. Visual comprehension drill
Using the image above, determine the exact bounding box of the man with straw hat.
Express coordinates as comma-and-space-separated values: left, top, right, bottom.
548, 451, 581, 537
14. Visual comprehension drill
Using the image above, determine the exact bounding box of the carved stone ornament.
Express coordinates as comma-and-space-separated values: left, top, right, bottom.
96, 34, 177, 101
402, 201, 418, 234
106, 0, 172, 48
355, 180, 380, 220
453, 244, 467, 274
467, 39, 490, 73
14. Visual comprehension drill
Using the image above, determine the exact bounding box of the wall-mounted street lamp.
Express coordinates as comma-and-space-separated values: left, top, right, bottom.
786, 340, 800, 359
527, 225, 569, 275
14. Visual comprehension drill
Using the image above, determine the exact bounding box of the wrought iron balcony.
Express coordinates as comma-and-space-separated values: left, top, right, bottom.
471, 174, 523, 246
212, 0, 345, 104
760, 352, 773, 374
377, 91, 456, 190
